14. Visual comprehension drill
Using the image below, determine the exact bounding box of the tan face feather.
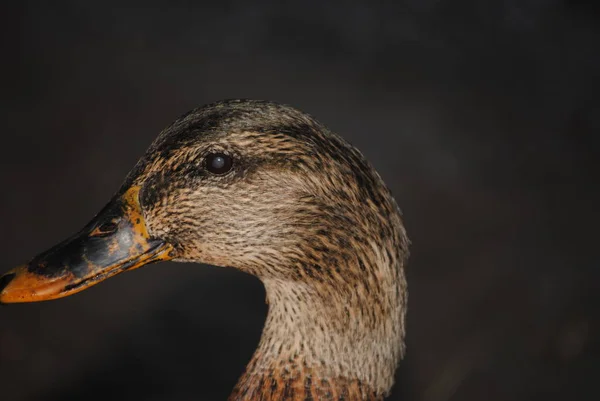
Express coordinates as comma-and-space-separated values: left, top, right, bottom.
122, 100, 408, 395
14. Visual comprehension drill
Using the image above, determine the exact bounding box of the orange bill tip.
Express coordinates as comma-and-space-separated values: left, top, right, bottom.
0, 186, 174, 304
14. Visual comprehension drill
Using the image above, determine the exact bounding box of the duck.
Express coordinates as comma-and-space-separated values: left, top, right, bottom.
0, 99, 409, 401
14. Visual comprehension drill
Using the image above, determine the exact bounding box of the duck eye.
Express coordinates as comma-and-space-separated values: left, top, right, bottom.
205, 153, 233, 175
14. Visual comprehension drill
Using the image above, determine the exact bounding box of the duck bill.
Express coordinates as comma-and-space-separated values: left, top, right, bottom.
0, 187, 173, 304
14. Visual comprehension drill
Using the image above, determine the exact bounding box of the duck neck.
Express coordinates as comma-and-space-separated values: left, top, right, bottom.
229, 247, 406, 401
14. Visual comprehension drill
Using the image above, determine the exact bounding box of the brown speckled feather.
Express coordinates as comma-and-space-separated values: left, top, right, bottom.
118, 100, 411, 400
229, 362, 384, 401
120, 100, 410, 400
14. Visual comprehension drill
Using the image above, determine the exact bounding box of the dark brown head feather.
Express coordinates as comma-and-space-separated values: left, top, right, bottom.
120, 99, 408, 400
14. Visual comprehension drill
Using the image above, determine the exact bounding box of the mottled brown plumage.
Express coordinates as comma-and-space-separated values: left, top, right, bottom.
126, 100, 409, 400
0, 99, 409, 400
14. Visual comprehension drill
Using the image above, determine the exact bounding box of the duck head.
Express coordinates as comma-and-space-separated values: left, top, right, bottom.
0, 100, 409, 400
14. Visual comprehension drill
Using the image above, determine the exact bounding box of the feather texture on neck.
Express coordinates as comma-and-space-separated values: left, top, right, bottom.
230, 237, 407, 401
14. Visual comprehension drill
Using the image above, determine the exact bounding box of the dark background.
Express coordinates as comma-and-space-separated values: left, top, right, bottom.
0, 1, 598, 400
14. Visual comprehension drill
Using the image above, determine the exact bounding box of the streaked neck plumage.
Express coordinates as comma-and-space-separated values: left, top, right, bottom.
229, 238, 407, 401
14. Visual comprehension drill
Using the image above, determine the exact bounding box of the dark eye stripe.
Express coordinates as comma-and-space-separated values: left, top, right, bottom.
206, 153, 233, 175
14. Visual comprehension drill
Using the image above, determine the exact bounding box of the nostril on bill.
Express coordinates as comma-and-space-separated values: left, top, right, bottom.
0, 273, 16, 294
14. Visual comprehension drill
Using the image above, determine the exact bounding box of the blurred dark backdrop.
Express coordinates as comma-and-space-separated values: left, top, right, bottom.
0, 1, 598, 400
